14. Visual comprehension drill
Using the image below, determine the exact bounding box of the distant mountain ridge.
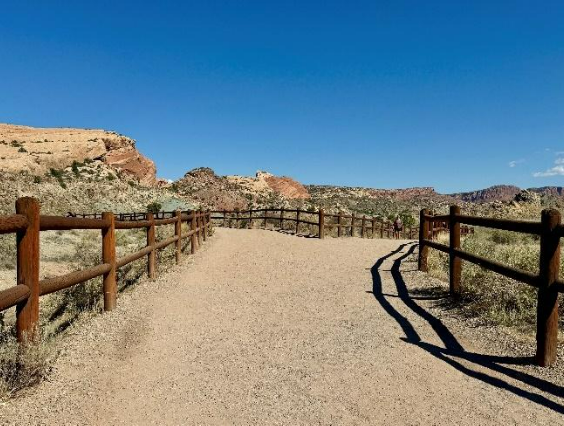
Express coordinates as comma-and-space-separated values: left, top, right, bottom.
451, 185, 564, 203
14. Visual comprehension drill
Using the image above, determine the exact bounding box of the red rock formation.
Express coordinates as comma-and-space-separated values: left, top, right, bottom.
258, 172, 310, 199
103, 145, 157, 186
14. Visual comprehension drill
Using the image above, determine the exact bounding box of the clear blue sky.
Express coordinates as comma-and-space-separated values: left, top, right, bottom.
1, 1, 563, 193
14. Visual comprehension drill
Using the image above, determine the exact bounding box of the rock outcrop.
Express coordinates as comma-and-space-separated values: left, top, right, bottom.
257, 171, 310, 199
0, 123, 157, 185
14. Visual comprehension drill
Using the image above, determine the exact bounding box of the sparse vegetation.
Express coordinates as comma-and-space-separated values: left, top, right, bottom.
17, 147, 27, 153
426, 229, 563, 330
0, 334, 55, 400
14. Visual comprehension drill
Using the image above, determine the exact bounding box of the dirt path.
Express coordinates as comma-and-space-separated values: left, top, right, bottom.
2, 228, 563, 425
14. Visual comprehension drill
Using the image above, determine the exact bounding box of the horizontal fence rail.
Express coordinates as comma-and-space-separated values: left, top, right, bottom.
419, 206, 562, 367
0, 198, 213, 343
211, 208, 472, 241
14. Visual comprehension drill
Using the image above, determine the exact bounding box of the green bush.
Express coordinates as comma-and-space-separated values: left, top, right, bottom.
49, 168, 63, 179
18, 147, 27, 153
71, 161, 82, 177
146, 202, 162, 214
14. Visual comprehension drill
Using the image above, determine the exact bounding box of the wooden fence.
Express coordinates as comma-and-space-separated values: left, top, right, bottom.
211, 208, 471, 240
211, 208, 417, 239
418, 206, 564, 367
0, 197, 212, 343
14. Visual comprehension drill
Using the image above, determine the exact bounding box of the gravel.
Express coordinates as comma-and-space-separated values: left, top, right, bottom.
1, 228, 562, 425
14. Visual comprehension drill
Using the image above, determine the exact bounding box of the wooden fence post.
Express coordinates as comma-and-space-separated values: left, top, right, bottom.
279, 208, 284, 229
191, 211, 197, 254
380, 220, 384, 239
295, 209, 300, 235
16, 197, 40, 343
175, 210, 182, 264
264, 209, 267, 229
223, 209, 227, 227
196, 210, 201, 243
249, 209, 253, 229
319, 209, 325, 239
418, 209, 429, 272
371, 218, 376, 239
202, 209, 207, 242
449, 205, 461, 296
351, 213, 355, 237
338, 212, 342, 237
102, 212, 116, 311
361, 215, 366, 238
147, 212, 156, 279
536, 209, 561, 367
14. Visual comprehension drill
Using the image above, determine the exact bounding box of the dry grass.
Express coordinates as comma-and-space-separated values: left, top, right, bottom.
426, 229, 563, 331
0, 334, 56, 400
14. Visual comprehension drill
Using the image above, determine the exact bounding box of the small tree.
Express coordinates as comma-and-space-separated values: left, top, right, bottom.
146, 202, 162, 214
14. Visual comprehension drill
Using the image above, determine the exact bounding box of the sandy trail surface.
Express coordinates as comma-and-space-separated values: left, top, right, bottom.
2, 228, 563, 425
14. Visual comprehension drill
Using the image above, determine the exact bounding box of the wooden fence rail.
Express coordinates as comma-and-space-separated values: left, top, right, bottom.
0, 198, 212, 343
419, 206, 563, 367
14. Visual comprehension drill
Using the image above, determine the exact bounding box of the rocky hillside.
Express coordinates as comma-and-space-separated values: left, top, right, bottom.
452, 185, 521, 203
0, 123, 157, 185
451, 185, 564, 204
0, 163, 191, 217
173, 168, 309, 210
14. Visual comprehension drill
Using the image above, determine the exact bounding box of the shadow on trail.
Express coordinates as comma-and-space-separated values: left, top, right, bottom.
370, 243, 564, 414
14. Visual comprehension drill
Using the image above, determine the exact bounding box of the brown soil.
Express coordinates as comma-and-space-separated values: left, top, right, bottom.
1, 229, 562, 424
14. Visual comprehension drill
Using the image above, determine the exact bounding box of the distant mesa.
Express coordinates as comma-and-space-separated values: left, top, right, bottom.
0, 123, 157, 186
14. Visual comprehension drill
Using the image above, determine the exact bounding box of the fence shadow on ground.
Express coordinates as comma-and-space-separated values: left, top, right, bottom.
369, 243, 564, 414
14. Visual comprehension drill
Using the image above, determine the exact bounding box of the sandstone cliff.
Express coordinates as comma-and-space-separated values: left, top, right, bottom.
0, 123, 157, 185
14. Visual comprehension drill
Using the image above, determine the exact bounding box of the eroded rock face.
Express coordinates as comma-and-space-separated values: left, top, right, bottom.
257, 171, 310, 199
104, 145, 157, 186
0, 123, 157, 186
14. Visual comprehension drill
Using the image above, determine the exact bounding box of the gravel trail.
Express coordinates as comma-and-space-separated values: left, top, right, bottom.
2, 228, 563, 425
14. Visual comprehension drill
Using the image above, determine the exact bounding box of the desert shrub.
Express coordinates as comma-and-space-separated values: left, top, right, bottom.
49, 168, 67, 188
17, 147, 27, 153
106, 173, 115, 181
146, 202, 162, 214
49, 168, 63, 179
33, 176, 42, 184
10, 140, 22, 148
0, 334, 56, 400
71, 161, 82, 177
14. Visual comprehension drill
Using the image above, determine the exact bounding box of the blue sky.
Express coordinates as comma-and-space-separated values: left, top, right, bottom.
1, 1, 563, 193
